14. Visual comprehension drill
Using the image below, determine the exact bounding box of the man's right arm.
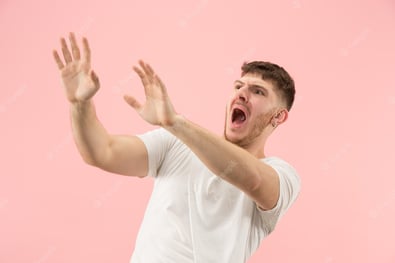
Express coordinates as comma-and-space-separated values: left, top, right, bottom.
70, 100, 148, 178
53, 32, 148, 178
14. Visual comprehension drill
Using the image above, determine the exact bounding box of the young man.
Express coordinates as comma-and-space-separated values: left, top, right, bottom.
53, 32, 300, 263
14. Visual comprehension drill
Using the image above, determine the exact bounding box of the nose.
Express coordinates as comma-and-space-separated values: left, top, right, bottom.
236, 86, 249, 102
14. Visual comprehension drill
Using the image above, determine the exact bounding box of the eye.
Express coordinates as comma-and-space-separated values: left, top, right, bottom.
234, 85, 242, 90
254, 88, 265, 95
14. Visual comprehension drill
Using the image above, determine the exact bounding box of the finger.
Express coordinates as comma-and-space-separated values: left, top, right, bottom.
138, 60, 152, 77
145, 62, 155, 76
52, 50, 65, 70
61, 38, 73, 63
123, 95, 142, 111
90, 70, 100, 89
133, 66, 149, 87
82, 37, 91, 66
139, 60, 157, 87
69, 32, 81, 60
155, 74, 168, 95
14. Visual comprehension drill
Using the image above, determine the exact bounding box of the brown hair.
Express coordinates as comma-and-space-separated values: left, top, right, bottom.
241, 61, 295, 111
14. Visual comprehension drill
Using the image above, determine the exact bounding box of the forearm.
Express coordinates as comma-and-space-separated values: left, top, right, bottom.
165, 115, 279, 209
165, 116, 271, 193
70, 100, 111, 165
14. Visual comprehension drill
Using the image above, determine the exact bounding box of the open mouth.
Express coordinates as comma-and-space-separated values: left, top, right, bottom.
231, 108, 247, 124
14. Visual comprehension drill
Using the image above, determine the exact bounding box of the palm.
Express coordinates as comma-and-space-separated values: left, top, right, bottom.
61, 61, 96, 102
124, 61, 177, 127
139, 97, 172, 125
53, 33, 99, 103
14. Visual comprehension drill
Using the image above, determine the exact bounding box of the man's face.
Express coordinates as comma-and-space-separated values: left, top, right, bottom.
224, 73, 281, 148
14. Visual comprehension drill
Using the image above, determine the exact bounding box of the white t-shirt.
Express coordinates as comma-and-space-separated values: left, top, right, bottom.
130, 128, 300, 263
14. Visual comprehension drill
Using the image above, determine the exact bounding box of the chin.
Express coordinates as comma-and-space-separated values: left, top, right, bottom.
224, 128, 247, 145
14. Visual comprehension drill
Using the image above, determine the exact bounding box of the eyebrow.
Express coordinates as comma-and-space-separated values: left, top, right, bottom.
234, 80, 269, 93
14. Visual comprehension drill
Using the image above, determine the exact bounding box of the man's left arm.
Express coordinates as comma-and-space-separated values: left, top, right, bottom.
124, 60, 279, 210
166, 116, 280, 210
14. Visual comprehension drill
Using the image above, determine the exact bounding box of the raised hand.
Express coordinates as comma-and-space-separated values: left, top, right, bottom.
53, 32, 100, 104
124, 61, 178, 127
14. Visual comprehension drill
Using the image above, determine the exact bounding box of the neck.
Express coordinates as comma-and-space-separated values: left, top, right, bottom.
242, 136, 268, 159
242, 126, 274, 159
223, 132, 269, 159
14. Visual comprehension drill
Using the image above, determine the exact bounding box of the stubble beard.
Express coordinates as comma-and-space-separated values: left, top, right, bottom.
224, 111, 272, 148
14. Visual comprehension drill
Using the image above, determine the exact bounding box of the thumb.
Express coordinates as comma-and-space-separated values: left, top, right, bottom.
123, 95, 142, 111
89, 70, 100, 90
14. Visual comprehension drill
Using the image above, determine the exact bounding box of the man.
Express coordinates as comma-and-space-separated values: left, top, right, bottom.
53, 32, 300, 263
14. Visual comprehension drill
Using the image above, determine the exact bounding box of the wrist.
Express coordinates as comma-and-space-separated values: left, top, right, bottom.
70, 100, 93, 113
163, 114, 186, 132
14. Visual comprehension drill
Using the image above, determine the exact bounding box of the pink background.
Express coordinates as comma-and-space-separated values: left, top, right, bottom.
1, 0, 395, 262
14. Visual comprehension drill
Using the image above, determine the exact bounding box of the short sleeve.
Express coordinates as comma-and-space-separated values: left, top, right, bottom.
256, 157, 301, 234
136, 128, 177, 178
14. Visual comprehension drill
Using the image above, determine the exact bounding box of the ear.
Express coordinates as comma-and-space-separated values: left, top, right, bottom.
271, 108, 288, 127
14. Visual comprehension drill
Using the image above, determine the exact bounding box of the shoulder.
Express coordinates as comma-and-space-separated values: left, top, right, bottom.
136, 128, 193, 177
259, 156, 301, 217
262, 156, 300, 185
137, 127, 176, 144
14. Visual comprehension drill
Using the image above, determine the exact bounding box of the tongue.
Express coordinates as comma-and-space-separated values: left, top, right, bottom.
233, 109, 246, 124
234, 114, 245, 123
